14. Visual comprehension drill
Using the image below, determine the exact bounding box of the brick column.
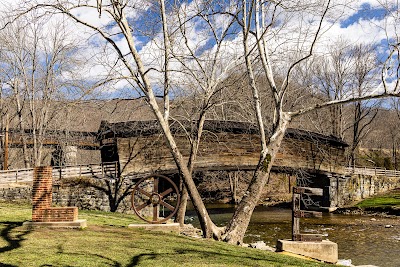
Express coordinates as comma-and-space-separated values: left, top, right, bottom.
32, 166, 53, 222
31, 166, 78, 222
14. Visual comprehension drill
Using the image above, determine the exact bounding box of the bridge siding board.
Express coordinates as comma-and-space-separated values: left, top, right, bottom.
113, 131, 347, 177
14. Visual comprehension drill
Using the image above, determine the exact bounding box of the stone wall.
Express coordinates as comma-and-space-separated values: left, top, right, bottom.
52, 182, 133, 212
0, 171, 294, 211
0, 186, 32, 202
328, 174, 400, 208
0, 182, 132, 213
2, 172, 399, 212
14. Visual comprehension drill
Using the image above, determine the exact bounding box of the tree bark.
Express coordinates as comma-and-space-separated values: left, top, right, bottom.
175, 184, 188, 226
221, 117, 290, 244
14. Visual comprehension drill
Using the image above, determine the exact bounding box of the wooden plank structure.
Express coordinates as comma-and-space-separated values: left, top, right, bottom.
98, 120, 349, 178
292, 186, 323, 242
0, 162, 118, 184
344, 166, 400, 178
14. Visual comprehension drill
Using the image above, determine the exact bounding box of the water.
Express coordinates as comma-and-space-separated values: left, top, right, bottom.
188, 204, 400, 267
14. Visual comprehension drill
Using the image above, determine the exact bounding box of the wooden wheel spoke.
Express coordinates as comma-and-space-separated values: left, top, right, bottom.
153, 204, 158, 222
138, 188, 152, 198
160, 188, 173, 197
131, 174, 180, 224
136, 200, 151, 212
153, 177, 159, 193
160, 200, 175, 211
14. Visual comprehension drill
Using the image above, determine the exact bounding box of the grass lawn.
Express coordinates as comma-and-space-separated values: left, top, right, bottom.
356, 189, 400, 210
0, 201, 328, 267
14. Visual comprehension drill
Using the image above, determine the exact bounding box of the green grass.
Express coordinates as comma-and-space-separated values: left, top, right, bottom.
0, 201, 328, 267
356, 190, 400, 209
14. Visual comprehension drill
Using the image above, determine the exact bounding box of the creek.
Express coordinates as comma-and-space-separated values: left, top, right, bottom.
187, 204, 400, 267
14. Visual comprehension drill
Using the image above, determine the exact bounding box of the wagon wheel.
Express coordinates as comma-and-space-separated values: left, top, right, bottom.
131, 174, 180, 224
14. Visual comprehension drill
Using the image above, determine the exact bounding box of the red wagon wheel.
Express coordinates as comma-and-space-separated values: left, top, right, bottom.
131, 174, 180, 224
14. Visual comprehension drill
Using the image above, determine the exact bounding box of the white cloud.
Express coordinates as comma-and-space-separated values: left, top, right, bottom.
0, 0, 397, 94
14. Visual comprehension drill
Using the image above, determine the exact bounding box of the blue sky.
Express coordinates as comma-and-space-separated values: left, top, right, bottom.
0, 0, 397, 98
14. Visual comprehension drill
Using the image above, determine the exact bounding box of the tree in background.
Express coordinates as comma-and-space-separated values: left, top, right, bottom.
347, 44, 381, 166
0, 13, 86, 167
308, 42, 381, 165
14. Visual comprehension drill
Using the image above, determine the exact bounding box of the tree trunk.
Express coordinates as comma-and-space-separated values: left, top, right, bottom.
229, 172, 239, 204
175, 185, 188, 226
146, 93, 221, 238
15, 95, 30, 168
221, 120, 289, 244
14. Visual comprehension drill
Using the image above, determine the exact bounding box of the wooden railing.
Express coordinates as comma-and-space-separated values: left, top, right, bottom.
344, 166, 400, 178
0, 162, 118, 185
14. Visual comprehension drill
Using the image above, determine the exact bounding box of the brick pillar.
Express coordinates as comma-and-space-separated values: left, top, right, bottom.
32, 166, 53, 222
31, 166, 78, 223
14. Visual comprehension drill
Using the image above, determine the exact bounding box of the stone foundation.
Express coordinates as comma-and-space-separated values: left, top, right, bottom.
327, 174, 400, 208
2, 170, 400, 212
276, 239, 338, 263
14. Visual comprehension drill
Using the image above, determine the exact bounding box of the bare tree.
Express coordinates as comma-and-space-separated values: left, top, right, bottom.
309, 42, 381, 165
220, 0, 400, 244
0, 12, 87, 167
7, 0, 399, 244
347, 44, 381, 166
311, 40, 354, 139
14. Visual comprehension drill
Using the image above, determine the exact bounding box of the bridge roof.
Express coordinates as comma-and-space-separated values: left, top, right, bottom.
98, 120, 348, 148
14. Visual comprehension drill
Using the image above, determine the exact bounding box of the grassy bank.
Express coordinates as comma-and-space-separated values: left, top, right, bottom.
356, 189, 400, 210
0, 201, 328, 267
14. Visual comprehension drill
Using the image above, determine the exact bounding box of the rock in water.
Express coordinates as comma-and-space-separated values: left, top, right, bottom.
249, 241, 275, 252
337, 259, 352, 266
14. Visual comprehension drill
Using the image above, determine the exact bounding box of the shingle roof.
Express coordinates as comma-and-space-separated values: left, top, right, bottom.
98, 120, 348, 147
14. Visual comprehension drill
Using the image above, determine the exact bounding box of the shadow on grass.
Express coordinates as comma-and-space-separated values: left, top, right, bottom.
127, 252, 158, 266
42, 250, 124, 267
0, 221, 31, 267
0, 221, 31, 253
126, 246, 310, 267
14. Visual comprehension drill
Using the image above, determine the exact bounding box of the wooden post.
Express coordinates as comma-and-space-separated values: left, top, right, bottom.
292, 188, 300, 240
292, 186, 323, 242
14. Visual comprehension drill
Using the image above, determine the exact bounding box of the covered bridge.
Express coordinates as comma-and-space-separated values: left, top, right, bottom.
98, 120, 348, 196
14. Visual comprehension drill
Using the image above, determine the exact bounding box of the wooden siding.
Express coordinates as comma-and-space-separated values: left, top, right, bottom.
113, 131, 347, 177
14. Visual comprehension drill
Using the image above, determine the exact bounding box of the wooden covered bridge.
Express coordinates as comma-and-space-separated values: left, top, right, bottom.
2, 119, 398, 210
97, 120, 351, 208
98, 120, 348, 176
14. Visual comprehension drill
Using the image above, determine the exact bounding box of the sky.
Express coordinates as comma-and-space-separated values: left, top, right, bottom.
0, 0, 398, 98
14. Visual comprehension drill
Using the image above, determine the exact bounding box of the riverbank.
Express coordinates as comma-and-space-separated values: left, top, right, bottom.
0, 201, 329, 267
335, 189, 400, 217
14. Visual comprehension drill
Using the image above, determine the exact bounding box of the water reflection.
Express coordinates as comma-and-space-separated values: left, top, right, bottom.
188, 204, 400, 267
